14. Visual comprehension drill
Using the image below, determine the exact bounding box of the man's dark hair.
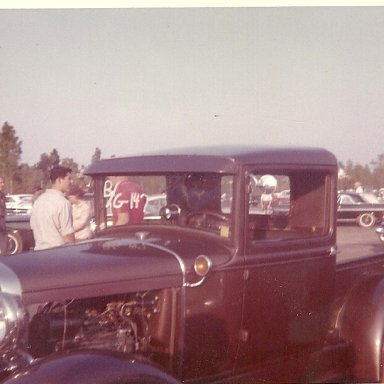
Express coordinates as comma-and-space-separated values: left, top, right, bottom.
50, 166, 72, 183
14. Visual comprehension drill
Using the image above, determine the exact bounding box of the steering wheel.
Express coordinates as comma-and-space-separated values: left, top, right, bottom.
185, 210, 231, 232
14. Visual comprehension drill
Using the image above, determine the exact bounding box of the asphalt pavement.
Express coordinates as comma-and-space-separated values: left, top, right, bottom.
336, 224, 384, 262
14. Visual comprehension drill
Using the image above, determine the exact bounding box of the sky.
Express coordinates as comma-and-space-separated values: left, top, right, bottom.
1, 4, 384, 167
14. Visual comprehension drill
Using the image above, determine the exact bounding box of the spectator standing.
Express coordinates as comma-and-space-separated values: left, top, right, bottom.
260, 192, 273, 214
30, 166, 75, 250
67, 185, 93, 241
108, 176, 146, 226
355, 182, 364, 193
0, 177, 7, 255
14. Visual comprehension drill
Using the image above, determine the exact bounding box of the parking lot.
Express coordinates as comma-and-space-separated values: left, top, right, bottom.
337, 224, 384, 262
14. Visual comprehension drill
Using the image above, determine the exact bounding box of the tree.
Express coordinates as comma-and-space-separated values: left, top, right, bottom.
61, 157, 79, 173
0, 122, 22, 193
370, 153, 384, 190
49, 149, 60, 168
14, 164, 44, 194
36, 149, 61, 187
91, 147, 101, 164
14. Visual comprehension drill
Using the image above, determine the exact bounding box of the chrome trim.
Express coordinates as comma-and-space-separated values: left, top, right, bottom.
330, 246, 338, 257
0, 264, 32, 376
184, 276, 208, 288
131, 240, 187, 284
0, 293, 26, 348
0, 263, 22, 297
133, 240, 186, 378
143, 241, 208, 288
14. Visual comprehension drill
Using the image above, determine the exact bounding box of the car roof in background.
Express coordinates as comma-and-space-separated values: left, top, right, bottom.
361, 192, 381, 203
339, 191, 381, 204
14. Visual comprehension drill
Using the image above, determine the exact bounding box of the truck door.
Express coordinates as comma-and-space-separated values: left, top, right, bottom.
237, 168, 336, 369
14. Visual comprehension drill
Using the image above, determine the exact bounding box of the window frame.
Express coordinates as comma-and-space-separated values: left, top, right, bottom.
244, 165, 334, 253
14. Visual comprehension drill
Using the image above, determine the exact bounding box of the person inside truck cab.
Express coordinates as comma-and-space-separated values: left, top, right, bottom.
107, 176, 146, 226
182, 173, 221, 213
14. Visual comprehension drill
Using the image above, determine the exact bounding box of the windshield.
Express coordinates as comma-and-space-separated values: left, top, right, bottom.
93, 173, 234, 239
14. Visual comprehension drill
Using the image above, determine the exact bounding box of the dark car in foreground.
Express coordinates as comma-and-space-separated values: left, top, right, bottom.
3, 147, 384, 383
337, 191, 384, 227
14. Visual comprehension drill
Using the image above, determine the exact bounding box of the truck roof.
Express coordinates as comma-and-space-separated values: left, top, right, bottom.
85, 145, 337, 175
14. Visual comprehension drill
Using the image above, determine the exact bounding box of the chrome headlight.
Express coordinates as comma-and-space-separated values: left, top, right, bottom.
0, 292, 26, 349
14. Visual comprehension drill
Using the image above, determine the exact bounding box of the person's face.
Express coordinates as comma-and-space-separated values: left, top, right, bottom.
58, 173, 73, 193
187, 175, 206, 197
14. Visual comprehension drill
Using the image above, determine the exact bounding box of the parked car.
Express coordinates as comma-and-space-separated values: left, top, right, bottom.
143, 193, 167, 220
5, 194, 33, 215
337, 191, 384, 227
6, 215, 34, 254
272, 189, 290, 208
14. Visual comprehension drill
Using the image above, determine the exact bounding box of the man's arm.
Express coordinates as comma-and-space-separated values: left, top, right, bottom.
63, 233, 75, 244
61, 200, 75, 244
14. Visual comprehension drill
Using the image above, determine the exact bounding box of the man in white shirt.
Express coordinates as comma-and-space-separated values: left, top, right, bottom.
30, 166, 75, 250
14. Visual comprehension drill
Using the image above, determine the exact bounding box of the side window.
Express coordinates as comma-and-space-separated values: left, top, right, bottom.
247, 170, 329, 244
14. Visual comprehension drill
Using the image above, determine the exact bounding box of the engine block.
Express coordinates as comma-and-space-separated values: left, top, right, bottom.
28, 291, 162, 358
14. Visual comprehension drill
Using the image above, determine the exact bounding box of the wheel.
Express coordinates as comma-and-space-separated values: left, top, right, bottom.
7, 231, 23, 255
357, 213, 375, 228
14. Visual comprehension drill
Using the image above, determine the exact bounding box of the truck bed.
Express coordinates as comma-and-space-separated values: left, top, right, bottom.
336, 253, 384, 297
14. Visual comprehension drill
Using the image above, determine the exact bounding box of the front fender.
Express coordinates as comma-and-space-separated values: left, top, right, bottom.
337, 274, 384, 382
1, 350, 181, 384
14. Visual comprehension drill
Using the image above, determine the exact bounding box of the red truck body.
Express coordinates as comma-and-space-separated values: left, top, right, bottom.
0, 146, 384, 383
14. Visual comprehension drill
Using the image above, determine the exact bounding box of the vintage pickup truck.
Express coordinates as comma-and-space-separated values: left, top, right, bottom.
0, 146, 384, 383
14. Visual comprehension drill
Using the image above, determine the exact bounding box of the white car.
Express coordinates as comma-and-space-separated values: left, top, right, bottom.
144, 193, 167, 220
6, 194, 33, 215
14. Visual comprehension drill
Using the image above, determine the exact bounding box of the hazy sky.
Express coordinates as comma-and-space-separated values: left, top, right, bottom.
1, 6, 384, 167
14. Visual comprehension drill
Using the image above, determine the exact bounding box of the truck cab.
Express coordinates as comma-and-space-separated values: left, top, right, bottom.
86, 145, 339, 381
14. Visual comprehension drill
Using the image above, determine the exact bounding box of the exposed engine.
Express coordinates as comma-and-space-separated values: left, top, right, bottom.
28, 290, 164, 358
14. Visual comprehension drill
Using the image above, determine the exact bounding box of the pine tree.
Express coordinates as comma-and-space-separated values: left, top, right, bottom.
91, 147, 101, 164
0, 122, 22, 193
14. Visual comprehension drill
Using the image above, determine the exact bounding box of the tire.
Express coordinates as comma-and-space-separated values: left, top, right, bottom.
7, 232, 23, 255
357, 213, 375, 228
